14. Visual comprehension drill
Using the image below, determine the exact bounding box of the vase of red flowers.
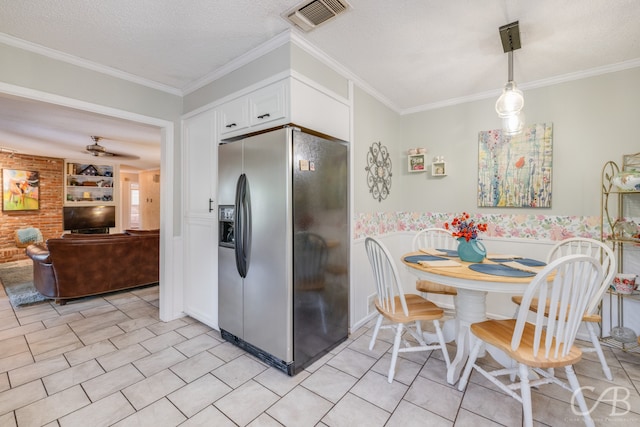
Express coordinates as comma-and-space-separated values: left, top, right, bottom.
444, 212, 488, 263
456, 238, 487, 263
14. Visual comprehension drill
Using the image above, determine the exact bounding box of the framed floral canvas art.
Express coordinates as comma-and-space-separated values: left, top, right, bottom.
477, 123, 552, 208
2, 169, 40, 211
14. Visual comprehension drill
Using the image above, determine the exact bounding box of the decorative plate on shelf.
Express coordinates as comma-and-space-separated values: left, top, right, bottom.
612, 171, 640, 191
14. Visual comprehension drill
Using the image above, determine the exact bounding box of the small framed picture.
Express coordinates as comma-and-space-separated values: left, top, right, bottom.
2, 169, 40, 211
432, 162, 446, 176
408, 154, 425, 172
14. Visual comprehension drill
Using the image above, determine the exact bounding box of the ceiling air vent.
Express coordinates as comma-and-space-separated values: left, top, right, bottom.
285, 0, 351, 32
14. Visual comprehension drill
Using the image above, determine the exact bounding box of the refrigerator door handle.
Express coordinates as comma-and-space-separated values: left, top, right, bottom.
234, 173, 251, 277
242, 174, 252, 276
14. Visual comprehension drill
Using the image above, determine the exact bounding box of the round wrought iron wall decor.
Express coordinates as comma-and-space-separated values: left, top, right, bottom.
365, 141, 392, 202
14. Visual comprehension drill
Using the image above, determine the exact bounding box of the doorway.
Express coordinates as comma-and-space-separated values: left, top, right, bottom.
130, 183, 140, 229
0, 83, 178, 322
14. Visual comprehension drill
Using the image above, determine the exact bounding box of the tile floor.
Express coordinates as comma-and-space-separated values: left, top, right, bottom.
1, 261, 640, 426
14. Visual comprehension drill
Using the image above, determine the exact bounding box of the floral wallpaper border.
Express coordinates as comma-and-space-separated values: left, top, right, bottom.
354, 211, 602, 242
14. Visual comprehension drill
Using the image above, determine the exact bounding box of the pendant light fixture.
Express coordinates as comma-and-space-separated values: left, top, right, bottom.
495, 21, 524, 135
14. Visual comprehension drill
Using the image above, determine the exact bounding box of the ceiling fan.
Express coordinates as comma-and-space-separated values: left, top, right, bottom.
85, 136, 115, 157
84, 136, 140, 160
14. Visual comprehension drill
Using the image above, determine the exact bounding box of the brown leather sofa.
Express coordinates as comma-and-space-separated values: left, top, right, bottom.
26, 230, 159, 304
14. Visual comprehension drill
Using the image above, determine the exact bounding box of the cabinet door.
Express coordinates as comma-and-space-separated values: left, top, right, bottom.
184, 113, 217, 216
182, 109, 218, 328
139, 170, 160, 229
249, 81, 287, 126
219, 97, 249, 135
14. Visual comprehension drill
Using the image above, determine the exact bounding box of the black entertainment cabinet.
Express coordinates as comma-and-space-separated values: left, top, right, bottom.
70, 228, 110, 234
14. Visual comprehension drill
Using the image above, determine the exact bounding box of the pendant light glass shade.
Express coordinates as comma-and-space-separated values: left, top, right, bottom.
495, 81, 524, 118
496, 21, 525, 135
502, 111, 525, 136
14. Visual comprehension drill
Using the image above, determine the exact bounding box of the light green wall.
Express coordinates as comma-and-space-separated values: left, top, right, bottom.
290, 44, 349, 99
353, 86, 402, 212
0, 43, 182, 120
183, 44, 291, 113
364, 66, 640, 217
184, 42, 350, 114
399, 101, 483, 213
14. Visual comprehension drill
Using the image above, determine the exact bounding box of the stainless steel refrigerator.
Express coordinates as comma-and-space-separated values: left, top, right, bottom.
218, 126, 349, 375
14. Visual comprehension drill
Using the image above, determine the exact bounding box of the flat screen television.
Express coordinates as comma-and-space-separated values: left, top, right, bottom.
63, 206, 116, 232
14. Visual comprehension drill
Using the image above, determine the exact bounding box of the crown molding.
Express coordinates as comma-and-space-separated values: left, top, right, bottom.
0, 32, 182, 96
288, 31, 401, 114
182, 30, 293, 95
522, 57, 640, 90
0, 81, 174, 128
182, 28, 402, 114
403, 57, 640, 115
5, 29, 637, 117
401, 89, 500, 115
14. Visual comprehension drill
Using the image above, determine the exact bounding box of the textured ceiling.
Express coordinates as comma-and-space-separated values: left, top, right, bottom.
0, 0, 639, 169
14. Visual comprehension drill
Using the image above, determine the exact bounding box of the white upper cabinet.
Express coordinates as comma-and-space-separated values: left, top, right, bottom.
219, 80, 286, 137
218, 76, 349, 142
219, 96, 249, 135
249, 81, 287, 126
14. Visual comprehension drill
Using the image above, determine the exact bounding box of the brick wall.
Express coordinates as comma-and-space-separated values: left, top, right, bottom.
1, 153, 64, 262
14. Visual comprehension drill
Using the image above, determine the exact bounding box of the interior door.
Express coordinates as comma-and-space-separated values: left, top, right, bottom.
139, 169, 160, 229
182, 109, 218, 328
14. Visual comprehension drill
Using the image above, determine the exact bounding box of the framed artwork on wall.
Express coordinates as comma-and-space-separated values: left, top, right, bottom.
2, 169, 40, 211
477, 123, 553, 208
408, 154, 426, 172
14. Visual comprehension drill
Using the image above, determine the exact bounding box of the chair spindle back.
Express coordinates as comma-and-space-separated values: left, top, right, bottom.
513, 254, 603, 359
546, 237, 615, 315
365, 237, 408, 316
411, 228, 457, 252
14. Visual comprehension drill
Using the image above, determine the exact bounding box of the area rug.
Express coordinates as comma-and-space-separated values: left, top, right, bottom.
0, 259, 49, 307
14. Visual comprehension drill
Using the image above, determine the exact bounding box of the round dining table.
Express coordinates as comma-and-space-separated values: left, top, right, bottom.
402, 251, 539, 385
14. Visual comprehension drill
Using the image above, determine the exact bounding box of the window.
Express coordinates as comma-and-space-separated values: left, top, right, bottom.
130, 183, 140, 229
